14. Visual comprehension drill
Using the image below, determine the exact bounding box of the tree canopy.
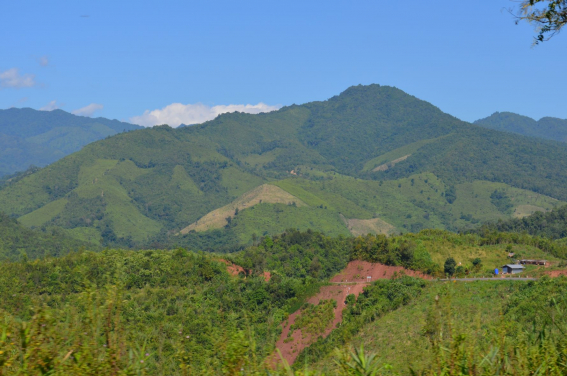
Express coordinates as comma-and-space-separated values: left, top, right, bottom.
514, 0, 567, 43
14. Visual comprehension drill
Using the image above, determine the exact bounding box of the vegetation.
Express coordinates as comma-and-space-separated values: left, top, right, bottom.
0, 211, 95, 261
513, 0, 567, 43
0, 107, 141, 177
476, 204, 567, 240
1, 228, 567, 374
475, 111, 567, 143
2, 85, 567, 249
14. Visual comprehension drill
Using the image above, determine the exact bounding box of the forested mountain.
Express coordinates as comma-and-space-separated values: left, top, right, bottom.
2, 84, 567, 249
475, 111, 567, 143
0, 107, 141, 176
0, 211, 95, 261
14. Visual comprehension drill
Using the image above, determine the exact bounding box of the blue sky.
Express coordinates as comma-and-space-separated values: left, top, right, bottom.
1, 0, 565, 126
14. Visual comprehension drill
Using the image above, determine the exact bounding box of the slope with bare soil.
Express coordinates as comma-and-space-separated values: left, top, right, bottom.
271, 261, 431, 366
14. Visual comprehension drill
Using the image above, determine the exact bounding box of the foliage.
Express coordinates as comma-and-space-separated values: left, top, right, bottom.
0, 107, 141, 177
350, 234, 439, 274
2, 85, 567, 249
475, 111, 567, 143
476, 204, 567, 240
443, 257, 456, 276
0, 211, 94, 261
514, 0, 567, 43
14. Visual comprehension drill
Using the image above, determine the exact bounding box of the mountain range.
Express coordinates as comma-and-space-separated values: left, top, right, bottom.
2, 84, 567, 250
475, 111, 567, 143
0, 107, 141, 177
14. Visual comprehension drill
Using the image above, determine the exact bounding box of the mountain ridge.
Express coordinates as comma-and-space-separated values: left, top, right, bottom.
2, 84, 567, 249
474, 111, 567, 143
0, 107, 142, 176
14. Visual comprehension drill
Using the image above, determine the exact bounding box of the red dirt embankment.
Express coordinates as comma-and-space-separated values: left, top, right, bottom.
547, 270, 567, 277
331, 260, 432, 283
270, 261, 430, 367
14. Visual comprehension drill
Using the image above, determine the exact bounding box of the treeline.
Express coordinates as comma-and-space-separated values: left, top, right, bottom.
476, 204, 567, 240
0, 212, 94, 261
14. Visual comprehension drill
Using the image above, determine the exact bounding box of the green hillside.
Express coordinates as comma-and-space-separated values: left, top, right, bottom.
476, 204, 567, 240
3, 85, 567, 248
475, 111, 567, 143
0, 211, 96, 261
1, 229, 567, 374
0, 107, 141, 176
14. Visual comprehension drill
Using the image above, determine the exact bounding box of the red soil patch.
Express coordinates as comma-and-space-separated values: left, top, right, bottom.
330, 260, 432, 283
217, 259, 246, 276
547, 270, 567, 277
269, 261, 430, 367
217, 259, 271, 282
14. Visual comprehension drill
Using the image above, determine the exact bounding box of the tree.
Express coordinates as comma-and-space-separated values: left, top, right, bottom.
444, 257, 457, 276
513, 0, 567, 43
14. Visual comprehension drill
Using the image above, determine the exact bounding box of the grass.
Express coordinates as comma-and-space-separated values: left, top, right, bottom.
362, 135, 452, 172
220, 166, 265, 198
232, 203, 351, 244
18, 198, 68, 227
63, 226, 102, 245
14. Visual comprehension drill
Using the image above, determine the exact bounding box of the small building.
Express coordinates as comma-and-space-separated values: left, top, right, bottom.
520, 259, 547, 266
502, 264, 525, 274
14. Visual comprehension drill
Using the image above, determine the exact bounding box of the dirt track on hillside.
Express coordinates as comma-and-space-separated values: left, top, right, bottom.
269, 261, 430, 367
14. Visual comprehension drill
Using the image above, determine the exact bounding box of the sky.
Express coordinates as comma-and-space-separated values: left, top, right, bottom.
1, 0, 566, 127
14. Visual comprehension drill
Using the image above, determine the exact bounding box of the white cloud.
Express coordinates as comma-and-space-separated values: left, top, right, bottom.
72, 103, 104, 117
40, 100, 60, 111
0, 68, 36, 89
129, 102, 281, 127
38, 56, 49, 67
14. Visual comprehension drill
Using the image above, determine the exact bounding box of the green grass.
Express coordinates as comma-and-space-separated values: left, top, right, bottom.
18, 198, 68, 227
171, 165, 202, 194
362, 135, 452, 172
62, 226, 102, 245
231, 203, 351, 243
220, 166, 265, 198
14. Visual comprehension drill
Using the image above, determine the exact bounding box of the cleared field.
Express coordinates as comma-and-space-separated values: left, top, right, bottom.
344, 217, 396, 236
512, 204, 547, 218
180, 184, 306, 233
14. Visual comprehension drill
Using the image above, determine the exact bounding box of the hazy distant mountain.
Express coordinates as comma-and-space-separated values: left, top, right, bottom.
2, 85, 567, 250
0, 108, 142, 176
474, 112, 567, 143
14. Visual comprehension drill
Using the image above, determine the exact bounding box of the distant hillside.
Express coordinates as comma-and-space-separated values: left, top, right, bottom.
2, 85, 567, 249
0, 108, 141, 176
476, 204, 567, 240
475, 111, 567, 143
0, 212, 95, 261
